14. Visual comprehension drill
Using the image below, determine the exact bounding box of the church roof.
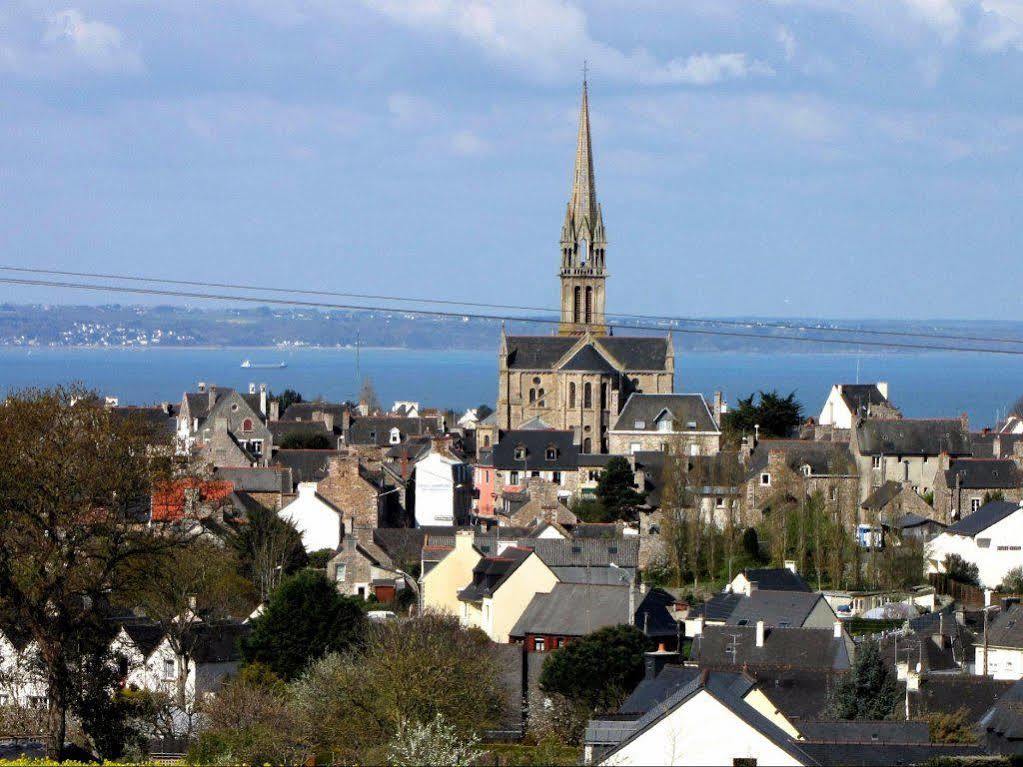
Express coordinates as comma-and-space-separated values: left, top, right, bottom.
504, 335, 670, 372
560, 344, 618, 373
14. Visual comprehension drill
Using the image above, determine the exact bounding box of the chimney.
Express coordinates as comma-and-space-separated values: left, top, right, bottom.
208, 387, 217, 409
260, 383, 267, 416
876, 381, 889, 400
784, 559, 797, 575
960, 412, 970, 433
268, 400, 280, 422
906, 665, 922, 692
748, 580, 759, 593
197, 381, 207, 393
249, 382, 256, 395
834, 620, 843, 639
713, 391, 724, 425
755, 620, 765, 648
644, 644, 680, 681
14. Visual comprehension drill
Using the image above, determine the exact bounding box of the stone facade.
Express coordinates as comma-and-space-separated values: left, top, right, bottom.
316, 453, 382, 531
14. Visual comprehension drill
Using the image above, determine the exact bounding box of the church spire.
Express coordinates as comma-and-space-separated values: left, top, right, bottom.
559, 73, 607, 336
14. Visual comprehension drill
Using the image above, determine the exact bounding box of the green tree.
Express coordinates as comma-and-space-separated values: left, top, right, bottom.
0, 386, 190, 760
924, 708, 976, 744
983, 490, 1005, 504
272, 389, 304, 416
540, 625, 649, 712
291, 614, 502, 765
242, 570, 367, 680
280, 432, 332, 449
723, 390, 803, 443
1000, 566, 1023, 594
229, 506, 308, 601
827, 638, 899, 720
944, 553, 980, 587
596, 457, 646, 521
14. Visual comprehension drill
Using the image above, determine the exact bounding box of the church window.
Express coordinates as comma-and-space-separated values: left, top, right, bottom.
569, 383, 576, 408
533, 377, 541, 385
601, 382, 608, 408
529, 389, 536, 404
583, 437, 592, 453
585, 287, 593, 324
573, 287, 581, 324
584, 383, 592, 408
538, 388, 545, 407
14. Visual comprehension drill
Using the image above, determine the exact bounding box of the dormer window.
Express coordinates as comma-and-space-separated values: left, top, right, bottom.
545, 447, 558, 461
657, 419, 673, 432
686, 420, 697, 429
514, 446, 527, 461
801, 464, 812, 477
635, 420, 646, 429
760, 473, 771, 486
389, 427, 401, 445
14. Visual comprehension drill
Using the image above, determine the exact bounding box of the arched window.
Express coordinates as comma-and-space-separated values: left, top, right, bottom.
585, 286, 593, 325
529, 388, 536, 404
242, 418, 253, 432
569, 382, 576, 408
573, 286, 581, 324
483, 434, 491, 447
584, 383, 592, 409
600, 382, 608, 409
538, 388, 545, 406
583, 437, 592, 453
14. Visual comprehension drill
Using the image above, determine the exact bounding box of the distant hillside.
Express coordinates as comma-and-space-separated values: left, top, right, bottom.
0, 303, 1019, 354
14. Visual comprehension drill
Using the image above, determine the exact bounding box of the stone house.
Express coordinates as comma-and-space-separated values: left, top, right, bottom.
608, 393, 721, 457
932, 455, 1023, 524
177, 383, 273, 466
327, 531, 405, 601
505, 478, 578, 528
491, 429, 581, 501
213, 466, 292, 511
316, 453, 400, 531
742, 440, 860, 529
817, 382, 900, 430
860, 480, 941, 537
850, 416, 972, 504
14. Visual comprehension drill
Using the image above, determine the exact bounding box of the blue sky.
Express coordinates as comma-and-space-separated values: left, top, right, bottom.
2, 0, 1023, 319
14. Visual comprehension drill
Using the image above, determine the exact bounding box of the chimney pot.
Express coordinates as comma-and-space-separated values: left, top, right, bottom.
834, 620, 843, 639
755, 620, 765, 648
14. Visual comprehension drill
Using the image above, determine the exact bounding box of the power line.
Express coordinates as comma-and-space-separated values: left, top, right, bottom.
3, 274, 1023, 356
2, 264, 1022, 347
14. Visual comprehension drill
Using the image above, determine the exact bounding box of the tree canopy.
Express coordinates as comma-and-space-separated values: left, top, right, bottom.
723, 390, 803, 442
539, 625, 649, 712
827, 638, 899, 720
595, 457, 646, 521
272, 389, 304, 416
229, 506, 308, 601
241, 569, 367, 681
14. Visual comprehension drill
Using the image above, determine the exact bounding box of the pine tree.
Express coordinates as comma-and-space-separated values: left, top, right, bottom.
828, 638, 899, 720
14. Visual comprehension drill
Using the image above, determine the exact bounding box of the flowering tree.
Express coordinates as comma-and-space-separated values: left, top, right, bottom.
386, 713, 482, 767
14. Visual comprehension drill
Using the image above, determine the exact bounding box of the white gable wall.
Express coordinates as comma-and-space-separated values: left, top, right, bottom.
927, 509, 1023, 589
601, 689, 805, 766
279, 482, 341, 553
818, 385, 854, 429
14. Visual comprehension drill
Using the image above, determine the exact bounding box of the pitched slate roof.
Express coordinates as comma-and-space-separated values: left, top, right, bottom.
617, 665, 701, 715
214, 466, 291, 494
751, 669, 842, 721
725, 591, 831, 628
978, 679, 1023, 754
347, 415, 441, 446
508, 584, 677, 639
522, 537, 639, 568
269, 420, 333, 441
861, 480, 904, 512
272, 449, 339, 484
855, 418, 971, 456
837, 384, 892, 416
971, 431, 1023, 459
612, 393, 717, 433
986, 603, 1023, 649
692, 592, 743, 622
797, 720, 929, 744
747, 439, 856, 478
280, 401, 348, 420
119, 620, 167, 657
491, 430, 579, 471
798, 742, 983, 766
904, 674, 1013, 723
109, 405, 177, 440
188, 622, 249, 664
740, 568, 812, 592
691, 625, 851, 670
946, 500, 1021, 536
457, 547, 535, 601
504, 335, 671, 372
944, 458, 1022, 489
559, 344, 618, 373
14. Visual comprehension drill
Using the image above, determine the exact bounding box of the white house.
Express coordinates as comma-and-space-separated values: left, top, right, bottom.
927, 500, 1023, 589
818, 382, 893, 429
974, 603, 1023, 680
0, 630, 47, 708
278, 482, 343, 553
413, 447, 473, 527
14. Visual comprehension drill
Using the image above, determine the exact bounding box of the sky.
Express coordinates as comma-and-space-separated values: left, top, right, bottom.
2, 0, 1023, 320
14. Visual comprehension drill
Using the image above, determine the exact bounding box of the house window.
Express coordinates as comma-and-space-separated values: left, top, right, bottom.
760, 473, 771, 486
971, 497, 982, 513
162, 658, 176, 681
657, 419, 672, 432
634, 420, 646, 429
569, 382, 576, 408
830, 486, 837, 501
509, 471, 519, 484
872, 456, 882, 469
335, 563, 347, 582
538, 388, 545, 407
552, 471, 562, 484
546, 447, 558, 461
584, 383, 592, 409
483, 435, 490, 447
734, 758, 757, 766
583, 437, 592, 453
534, 637, 546, 652
977, 538, 991, 548
369, 430, 377, 441
242, 418, 253, 432
248, 439, 264, 457
530, 471, 540, 478
588, 470, 600, 482
630, 442, 641, 454
389, 428, 401, 445
689, 444, 700, 457
716, 497, 724, 509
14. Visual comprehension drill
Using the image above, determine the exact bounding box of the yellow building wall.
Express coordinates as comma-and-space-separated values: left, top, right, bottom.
744, 689, 801, 737
488, 554, 559, 643
422, 538, 481, 617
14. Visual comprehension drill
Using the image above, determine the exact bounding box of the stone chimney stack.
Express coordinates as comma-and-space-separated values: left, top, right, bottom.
755, 620, 766, 648
268, 400, 280, 422
713, 392, 724, 425
960, 412, 970, 432
197, 381, 207, 393
260, 384, 268, 416
208, 386, 217, 410
834, 620, 843, 639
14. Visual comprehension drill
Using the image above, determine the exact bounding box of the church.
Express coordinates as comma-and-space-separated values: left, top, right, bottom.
493, 80, 675, 454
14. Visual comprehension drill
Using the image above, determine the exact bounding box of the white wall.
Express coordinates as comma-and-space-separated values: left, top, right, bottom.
927, 509, 1023, 589
818, 386, 852, 429
415, 452, 471, 527
975, 646, 1023, 680
601, 689, 805, 766
279, 482, 342, 553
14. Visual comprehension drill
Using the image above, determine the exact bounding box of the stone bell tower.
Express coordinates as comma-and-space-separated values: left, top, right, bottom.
559, 76, 608, 336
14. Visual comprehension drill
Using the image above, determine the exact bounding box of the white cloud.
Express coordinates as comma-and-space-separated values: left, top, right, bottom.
360, 0, 771, 85
776, 25, 797, 60
449, 129, 489, 155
